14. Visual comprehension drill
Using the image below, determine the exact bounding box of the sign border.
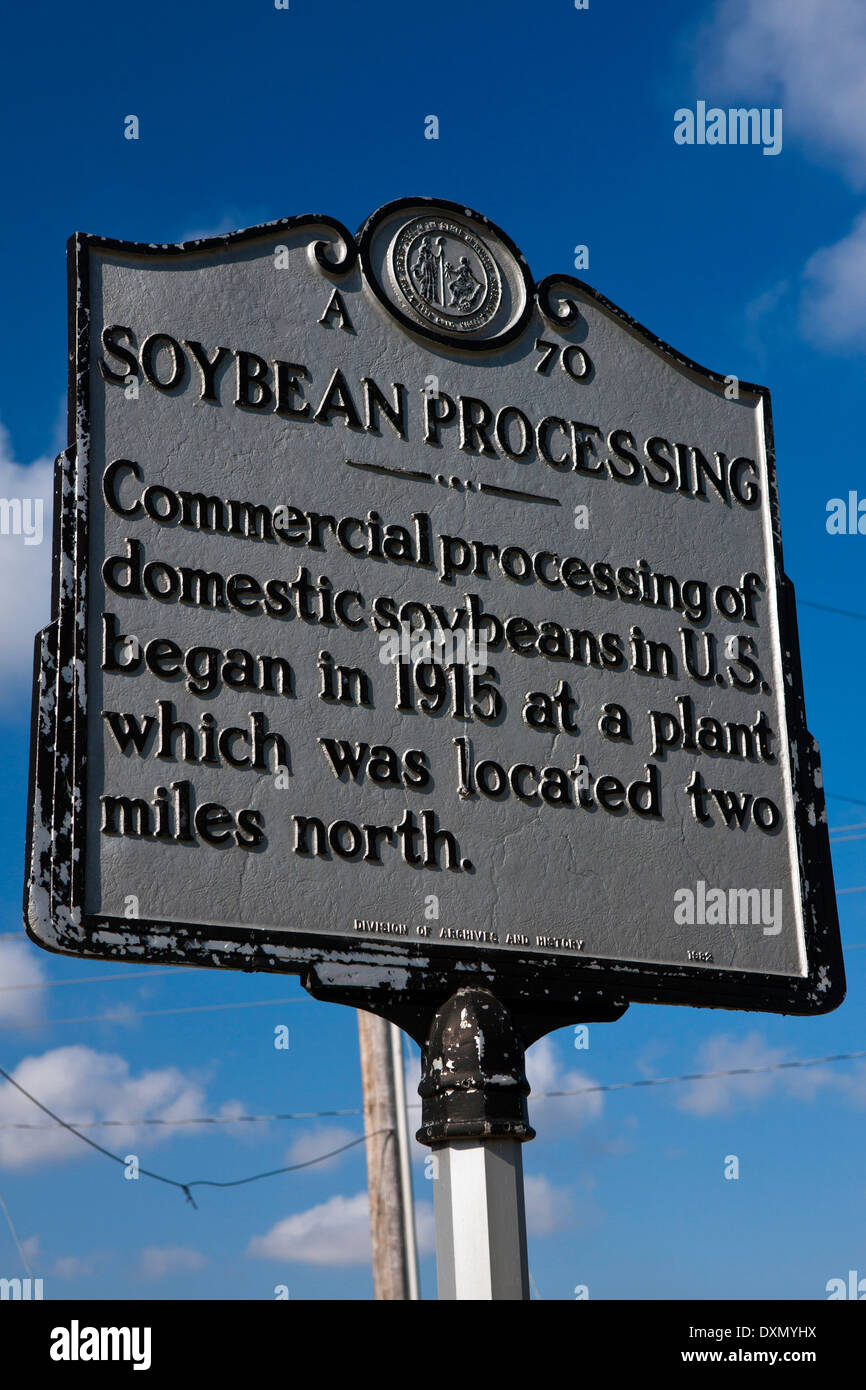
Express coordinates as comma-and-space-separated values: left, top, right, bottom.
24, 197, 845, 1023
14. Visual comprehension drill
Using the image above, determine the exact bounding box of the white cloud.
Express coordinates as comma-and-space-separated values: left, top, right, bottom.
248, 1191, 372, 1267
741, 278, 793, 361
246, 1163, 578, 1269
137, 1246, 207, 1280
0, 939, 47, 1024
52, 1254, 95, 1279
0, 1046, 221, 1167
745, 281, 790, 326
20, 1233, 40, 1265
176, 215, 241, 243
688, 5, 866, 354
524, 1174, 575, 1236
209, 1096, 266, 1145
693, 0, 866, 182
414, 1199, 435, 1255
284, 1125, 360, 1171
835, 1062, 866, 1107
676, 1032, 787, 1114
249, 1187, 432, 1271
0, 423, 54, 706
800, 211, 866, 350
525, 1035, 604, 1132
663, 1030, 866, 1116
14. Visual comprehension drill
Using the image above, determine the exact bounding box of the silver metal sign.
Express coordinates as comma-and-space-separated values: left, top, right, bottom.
25, 196, 844, 1021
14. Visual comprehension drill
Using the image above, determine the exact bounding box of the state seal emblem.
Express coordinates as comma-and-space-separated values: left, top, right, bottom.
391, 216, 502, 334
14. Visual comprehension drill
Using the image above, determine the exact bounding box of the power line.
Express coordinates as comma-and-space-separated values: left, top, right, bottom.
3, 1047, 866, 1134
0, 1061, 384, 1206
183, 1133, 381, 1193
531, 1047, 866, 1100
0, 997, 309, 1032
0, 1108, 365, 1130
0, 969, 179, 992
799, 599, 866, 623
0, 1190, 33, 1278
0, 1062, 200, 1205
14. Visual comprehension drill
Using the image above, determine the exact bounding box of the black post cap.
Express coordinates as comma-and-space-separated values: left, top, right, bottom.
416, 987, 535, 1145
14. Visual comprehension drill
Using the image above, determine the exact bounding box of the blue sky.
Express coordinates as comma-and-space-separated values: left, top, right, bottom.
1, 0, 866, 1301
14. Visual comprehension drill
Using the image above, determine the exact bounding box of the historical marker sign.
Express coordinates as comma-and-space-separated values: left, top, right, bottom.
26, 197, 844, 1022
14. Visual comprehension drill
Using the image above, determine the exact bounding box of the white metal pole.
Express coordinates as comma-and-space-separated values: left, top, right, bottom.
432, 1138, 529, 1300
416, 987, 534, 1301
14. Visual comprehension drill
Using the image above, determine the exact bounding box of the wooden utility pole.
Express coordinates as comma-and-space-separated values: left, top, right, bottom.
357, 1011, 419, 1300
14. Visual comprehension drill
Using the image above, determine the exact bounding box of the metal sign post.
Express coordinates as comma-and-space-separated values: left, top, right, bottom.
412, 987, 626, 1300
25, 195, 846, 1301
417, 989, 533, 1301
